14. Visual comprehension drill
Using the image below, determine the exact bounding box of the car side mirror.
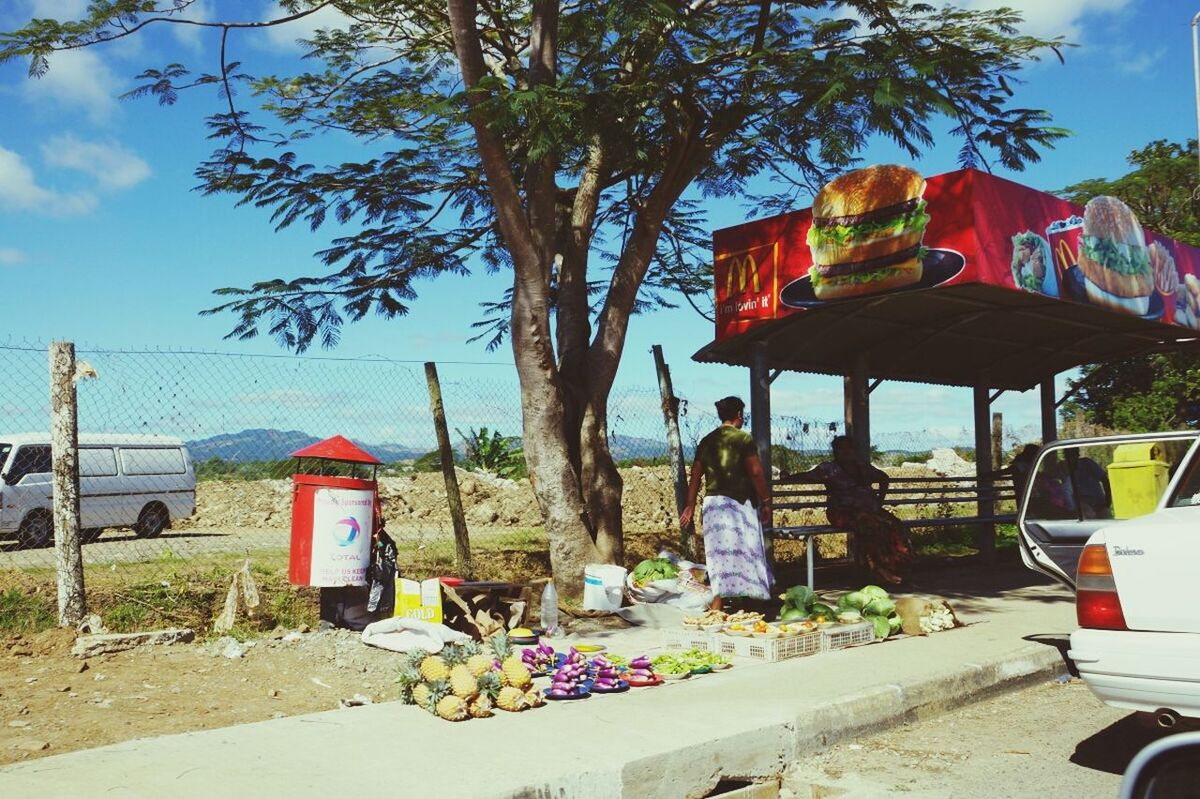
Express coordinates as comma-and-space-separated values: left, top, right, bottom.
1120, 732, 1200, 799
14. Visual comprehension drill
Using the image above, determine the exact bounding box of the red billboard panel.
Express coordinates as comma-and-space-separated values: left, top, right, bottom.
712, 167, 1200, 341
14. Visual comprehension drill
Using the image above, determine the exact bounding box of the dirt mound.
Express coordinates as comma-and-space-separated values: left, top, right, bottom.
179, 466, 682, 536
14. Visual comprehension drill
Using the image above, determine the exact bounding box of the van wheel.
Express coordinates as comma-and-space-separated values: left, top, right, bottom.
80, 528, 104, 544
17, 511, 53, 549
134, 504, 169, 539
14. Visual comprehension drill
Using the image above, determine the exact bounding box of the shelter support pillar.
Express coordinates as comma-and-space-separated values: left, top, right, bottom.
1040, 375, 1057, 444
973, 382, 996, 566
843, 354, 869, 569
843, 354, 870, 463
749, 341, 775, 570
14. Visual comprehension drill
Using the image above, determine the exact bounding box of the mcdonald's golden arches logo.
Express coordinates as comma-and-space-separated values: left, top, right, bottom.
725, 253, 761, 296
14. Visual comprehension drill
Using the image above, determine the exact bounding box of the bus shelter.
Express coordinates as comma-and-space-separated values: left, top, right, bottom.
693, 167, 1200, 560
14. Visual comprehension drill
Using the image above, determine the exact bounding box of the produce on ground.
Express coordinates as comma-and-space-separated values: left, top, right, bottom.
549, 651, 590, 697
396, 636, 544, 721
652, 649, 731, 675
590, 656, 623, 690
627, 656, 656, 681
834, 585, 902, 639
894, 596, 959, 635
632, 558, 680, 586
521, 642, 556, 674
683, 609, 728, 627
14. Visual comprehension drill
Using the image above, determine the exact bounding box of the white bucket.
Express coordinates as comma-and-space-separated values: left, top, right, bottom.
583, 564, 628, 611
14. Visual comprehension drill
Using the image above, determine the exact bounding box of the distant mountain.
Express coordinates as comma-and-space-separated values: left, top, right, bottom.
608, 433, 670, 461
185, 428, 424, 463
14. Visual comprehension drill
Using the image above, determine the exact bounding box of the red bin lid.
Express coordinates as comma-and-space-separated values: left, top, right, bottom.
290, 435, 383, 465
439, 577, 465, 587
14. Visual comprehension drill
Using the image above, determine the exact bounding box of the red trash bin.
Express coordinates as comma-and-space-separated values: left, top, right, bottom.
287, 435, 383, 587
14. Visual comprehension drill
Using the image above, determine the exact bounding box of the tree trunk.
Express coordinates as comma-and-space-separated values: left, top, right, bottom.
580, 398, 623, 564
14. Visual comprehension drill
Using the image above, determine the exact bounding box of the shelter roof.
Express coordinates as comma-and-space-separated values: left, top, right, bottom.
693, 168, 1200, 389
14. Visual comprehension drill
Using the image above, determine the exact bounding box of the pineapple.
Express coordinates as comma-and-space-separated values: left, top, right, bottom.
411, 682, 432, 709
435, 693, 469, 722
462, 640, 493, 678
468, 694, 494, 719
419, 653, 450, 683
496, 685, 529, 713
524, 689, 545, 708
419, 680, 450, 716
442, 642, 468, 667
491, 631, 532, 690
476, 670, 502, 701
449, 664, 480, 700
396, 662, 422, 705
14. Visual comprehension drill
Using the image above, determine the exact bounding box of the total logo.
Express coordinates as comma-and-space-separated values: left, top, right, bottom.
332, 516, 361, 547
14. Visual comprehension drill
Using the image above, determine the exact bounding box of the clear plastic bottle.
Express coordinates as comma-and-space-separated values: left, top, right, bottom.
540, 580, 560, 637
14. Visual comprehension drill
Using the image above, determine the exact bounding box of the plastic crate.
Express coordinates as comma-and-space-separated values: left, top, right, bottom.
664, 628, 717, 653
820, 622, 875, 651
715, 630, 820, 662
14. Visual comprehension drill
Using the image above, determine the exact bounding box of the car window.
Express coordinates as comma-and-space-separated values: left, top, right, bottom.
1169, 450, 1200, 508
1024, 438, 1189, 523
80, 447, 118, 477
6, 445, 51, 484
120, 447, 185, 475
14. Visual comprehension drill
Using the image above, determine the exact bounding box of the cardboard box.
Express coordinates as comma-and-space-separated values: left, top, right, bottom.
395, 577, 443, 624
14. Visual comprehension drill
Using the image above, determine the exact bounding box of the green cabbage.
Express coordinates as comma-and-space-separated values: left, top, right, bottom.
860, 585, 889, 602
871, 616, 892, 639
632, 558, 679, 585
864, 597, 897, 618
785, 585, 815, 610
838, 591, 866, 612
888, 615, 903, 634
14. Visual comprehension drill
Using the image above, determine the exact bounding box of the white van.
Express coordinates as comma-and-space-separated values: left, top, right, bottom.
0, 434, 196, 548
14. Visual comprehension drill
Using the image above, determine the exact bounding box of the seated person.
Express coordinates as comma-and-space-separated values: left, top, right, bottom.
787, 435, 911, 587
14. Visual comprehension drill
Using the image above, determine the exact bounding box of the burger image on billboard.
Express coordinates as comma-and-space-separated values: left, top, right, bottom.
806, 164, 930, 300
1076, 195, 1153, 315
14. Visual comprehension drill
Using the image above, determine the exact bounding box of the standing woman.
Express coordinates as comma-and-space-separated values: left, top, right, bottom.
679, 396, 774, 610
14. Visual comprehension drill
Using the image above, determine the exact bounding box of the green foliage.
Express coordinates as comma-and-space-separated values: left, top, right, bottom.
457, 427, 526, 479
410, 449, 453, 473
0, 2, 1068, 352
0, 587, 56, 634
1059, 140, 1200, 431
194, 457, 290, 482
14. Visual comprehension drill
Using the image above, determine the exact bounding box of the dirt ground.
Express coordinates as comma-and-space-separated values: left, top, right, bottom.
0, 625, 421, 766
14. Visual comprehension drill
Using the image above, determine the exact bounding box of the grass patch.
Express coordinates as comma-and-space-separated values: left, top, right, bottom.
0, 587, 56, 635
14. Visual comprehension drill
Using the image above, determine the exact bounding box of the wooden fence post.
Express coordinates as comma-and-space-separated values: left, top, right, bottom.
49, 341, 86, 626
424, 362, 473, 579
652, 346, 690, 556
991, 412, 1004, 472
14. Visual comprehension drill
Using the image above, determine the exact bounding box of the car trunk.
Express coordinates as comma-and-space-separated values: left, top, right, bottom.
1107, 507, 1200, 633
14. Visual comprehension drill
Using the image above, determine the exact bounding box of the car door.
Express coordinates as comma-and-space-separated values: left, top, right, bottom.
1017, 431, 1199, 589
4, 444, 53, 523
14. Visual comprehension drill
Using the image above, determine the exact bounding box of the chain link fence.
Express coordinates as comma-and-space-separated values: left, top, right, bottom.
1, 339, 1038, 633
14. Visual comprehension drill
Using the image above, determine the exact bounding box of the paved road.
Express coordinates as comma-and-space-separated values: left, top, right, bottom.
784, 677, 1186, 798
0, 528, 289, 569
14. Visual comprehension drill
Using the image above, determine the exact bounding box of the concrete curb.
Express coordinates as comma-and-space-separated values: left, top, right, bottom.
597, 644, 1069, 798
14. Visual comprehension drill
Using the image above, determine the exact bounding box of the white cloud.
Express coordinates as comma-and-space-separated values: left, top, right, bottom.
1116, 45, 1166, 76
258, 4, 354, 52
0, 248, 27, 266
41, 134, 151, 189
171, 0, 214, 52
957, 0, 1131, 41
22, 49, 119, 123
0, 145, 96, 215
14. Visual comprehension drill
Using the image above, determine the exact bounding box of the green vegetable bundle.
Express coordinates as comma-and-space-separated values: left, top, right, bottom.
632, 558, 680, 586
835, 585, 902, 639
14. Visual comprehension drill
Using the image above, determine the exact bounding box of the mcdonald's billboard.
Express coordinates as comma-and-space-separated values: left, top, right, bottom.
712, 167, 1200, 341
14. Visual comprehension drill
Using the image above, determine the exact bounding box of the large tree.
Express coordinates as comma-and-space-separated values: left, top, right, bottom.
2, 1, 1067, 587
1059, 140, 1200, 431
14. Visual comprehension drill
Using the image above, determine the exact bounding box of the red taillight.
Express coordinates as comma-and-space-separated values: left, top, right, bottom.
1076, 545, 1127, 630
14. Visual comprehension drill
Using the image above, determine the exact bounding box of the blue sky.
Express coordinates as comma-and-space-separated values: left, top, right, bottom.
1, 0, 1197, 448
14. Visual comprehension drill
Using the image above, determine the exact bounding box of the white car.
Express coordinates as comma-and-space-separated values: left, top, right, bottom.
1018, 431, 1200, 727
0, 433, 196, 548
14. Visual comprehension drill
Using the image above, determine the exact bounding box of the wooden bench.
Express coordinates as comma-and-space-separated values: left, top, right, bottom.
766, 474, 1017, 588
